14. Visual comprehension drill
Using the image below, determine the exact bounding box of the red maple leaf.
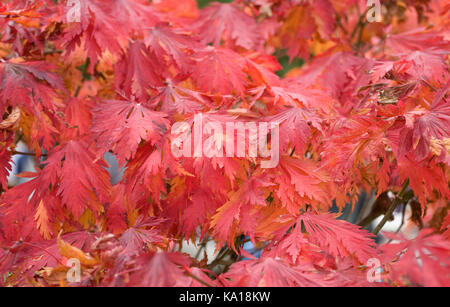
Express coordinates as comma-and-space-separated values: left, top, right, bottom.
61, 0, 161, 62
191, 47, 248, 96
223, 256, 339, 287
114, 41, 164, 101
412, 81, 450, 161
265, 107, 323, 154
144, 23, 200, 74
193, 2, 263, 51
297, 212, 377, 264
91, 96, 170, 165
129, 251, 191, 287
0, 60, 64, 114
118, 216, 163, 257
382, 229, 450, 287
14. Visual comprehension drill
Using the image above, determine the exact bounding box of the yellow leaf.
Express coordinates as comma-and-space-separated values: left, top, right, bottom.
57, 233, 97, 266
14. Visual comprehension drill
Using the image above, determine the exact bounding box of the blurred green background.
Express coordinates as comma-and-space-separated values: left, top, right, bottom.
196, 0, 233, 8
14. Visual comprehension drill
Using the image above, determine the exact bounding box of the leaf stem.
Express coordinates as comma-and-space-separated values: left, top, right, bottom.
372, 179, 410, 236
11, 150, 48, 157
350, 6, 372, 49
185, 271, 214, 287
12, 150, 36, 156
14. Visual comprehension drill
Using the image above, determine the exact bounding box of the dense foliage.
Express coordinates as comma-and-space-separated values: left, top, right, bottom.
0, 0, 449, 287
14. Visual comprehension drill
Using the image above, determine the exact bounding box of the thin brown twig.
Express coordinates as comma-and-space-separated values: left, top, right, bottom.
385, 202, 409, 244
350, 6, 373, 48
12, 150, 47, 157
185, 270, 214, 287
372, 179, 410, 236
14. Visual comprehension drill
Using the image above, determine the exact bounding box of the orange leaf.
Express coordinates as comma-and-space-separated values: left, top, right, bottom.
57, 233, 97, 266
34, 200, 53, 240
